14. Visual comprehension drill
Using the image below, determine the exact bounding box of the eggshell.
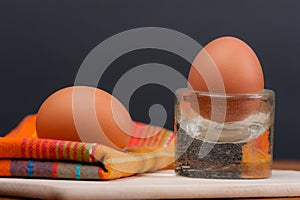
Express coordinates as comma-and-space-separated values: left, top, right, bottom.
36, 86, 132, 149
188, 36, 264, 122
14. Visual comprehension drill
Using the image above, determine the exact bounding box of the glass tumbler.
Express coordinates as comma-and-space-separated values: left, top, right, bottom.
174, 88, 275, 179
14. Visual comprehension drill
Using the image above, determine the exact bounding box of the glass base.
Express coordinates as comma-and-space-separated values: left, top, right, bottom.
175, 128, 272, 179
175, 169, 271, 179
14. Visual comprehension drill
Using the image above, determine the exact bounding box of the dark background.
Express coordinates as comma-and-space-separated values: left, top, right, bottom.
0, 0, 299, 159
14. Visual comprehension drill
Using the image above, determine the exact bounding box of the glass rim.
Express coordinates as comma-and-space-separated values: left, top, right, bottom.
175, 88, 274, 98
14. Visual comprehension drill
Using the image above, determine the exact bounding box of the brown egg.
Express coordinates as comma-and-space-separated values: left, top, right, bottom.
36, 86, 132, 149
188, 36, 264, 122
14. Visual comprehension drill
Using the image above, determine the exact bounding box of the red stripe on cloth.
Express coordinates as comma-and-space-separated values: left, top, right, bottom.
140, 125, 151, 147
49, 140, 57, 159
73, 143, 79, 161
89, 145, 98, 163
66, 142, 72, 160
166, 131, 175, 145
151, 128, 162, 146
46, 139, 51, 158
21, 138, 28, 158
35, 139, 41, 159
139, 137, 147, 147
58, 141, 65, 160
158, 129, 168, 146
133, 124, 144, 147
81, 143, 85, 162
41, 139, 48, 159
149, 126, 162, 146
28, 138, 35, 158
127, 123, 138, 146
52, 162, 58, 178
162, 131, 171, 146
97, 167, 103, 179
146, 131, 155, 146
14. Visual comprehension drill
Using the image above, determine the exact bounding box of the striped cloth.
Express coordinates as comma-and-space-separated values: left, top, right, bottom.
0, 115, 174, 180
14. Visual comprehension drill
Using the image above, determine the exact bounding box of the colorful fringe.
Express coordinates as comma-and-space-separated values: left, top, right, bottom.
0, 115, 174, 180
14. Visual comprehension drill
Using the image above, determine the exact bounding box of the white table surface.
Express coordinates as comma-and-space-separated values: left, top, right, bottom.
0, 170, 300, 199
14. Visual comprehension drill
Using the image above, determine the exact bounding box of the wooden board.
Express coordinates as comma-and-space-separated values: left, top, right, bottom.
0, 170, 300, 199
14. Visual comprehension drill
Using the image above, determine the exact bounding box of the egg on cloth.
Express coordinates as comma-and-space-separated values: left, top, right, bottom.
188, 36, 264, 122
36, 86, 132, 149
